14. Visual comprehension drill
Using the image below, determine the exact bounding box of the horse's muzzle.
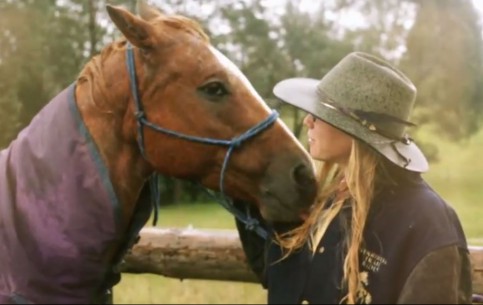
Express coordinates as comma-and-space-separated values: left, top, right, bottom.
259, 153, 317, 223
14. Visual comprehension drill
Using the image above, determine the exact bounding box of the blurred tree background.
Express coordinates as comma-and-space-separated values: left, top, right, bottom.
1, 0, 482, 206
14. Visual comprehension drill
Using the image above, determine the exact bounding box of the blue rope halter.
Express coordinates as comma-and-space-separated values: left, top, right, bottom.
125, 43, 274, 239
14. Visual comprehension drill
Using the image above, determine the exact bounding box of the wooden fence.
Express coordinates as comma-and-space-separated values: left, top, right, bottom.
119, 227, 483, 296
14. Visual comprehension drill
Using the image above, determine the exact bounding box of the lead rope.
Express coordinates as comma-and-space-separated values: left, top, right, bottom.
149, 174, 161, 226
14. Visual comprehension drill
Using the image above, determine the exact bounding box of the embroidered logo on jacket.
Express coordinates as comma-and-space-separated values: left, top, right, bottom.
360, 248, 387, 272
356, 248, 388, 304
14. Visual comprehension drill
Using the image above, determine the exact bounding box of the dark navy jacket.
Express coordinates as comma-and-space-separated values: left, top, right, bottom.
235, 174, 470, 304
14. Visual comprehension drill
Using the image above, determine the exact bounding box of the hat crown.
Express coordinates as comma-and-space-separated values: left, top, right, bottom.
316, 52, 417, 138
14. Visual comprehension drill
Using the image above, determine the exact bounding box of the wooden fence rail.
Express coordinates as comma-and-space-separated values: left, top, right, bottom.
120, 227, 483, 295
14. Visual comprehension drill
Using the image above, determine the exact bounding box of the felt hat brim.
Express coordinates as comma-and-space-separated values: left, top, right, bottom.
273, 77, 429, 173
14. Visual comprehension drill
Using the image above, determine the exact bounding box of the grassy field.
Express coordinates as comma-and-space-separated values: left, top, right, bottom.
114, 127, 483, 304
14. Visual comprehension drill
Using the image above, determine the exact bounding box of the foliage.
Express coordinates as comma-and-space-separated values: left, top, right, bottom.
400, 0, 483, 141
0, 0, 102, 146
1, 0, 483, 203
340, 0, 416, 59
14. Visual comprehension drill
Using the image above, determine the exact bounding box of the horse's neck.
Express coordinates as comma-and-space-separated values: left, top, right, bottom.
74, 43, 151, 227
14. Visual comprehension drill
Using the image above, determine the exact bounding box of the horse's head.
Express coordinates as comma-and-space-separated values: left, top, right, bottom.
104, 1, 317, 223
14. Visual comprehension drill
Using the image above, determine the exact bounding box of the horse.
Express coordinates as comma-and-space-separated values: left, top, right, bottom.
0, 1, 317, 303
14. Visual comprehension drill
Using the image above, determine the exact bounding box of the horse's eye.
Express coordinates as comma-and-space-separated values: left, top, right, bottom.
198, 81, 229, 101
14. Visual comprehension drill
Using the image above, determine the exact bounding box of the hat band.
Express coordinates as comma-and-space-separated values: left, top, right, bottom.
319, 101, 414, 145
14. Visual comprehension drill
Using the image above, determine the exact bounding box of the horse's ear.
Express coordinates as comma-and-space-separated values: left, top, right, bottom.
137, 0, 163, 21
106, 4, 155, 50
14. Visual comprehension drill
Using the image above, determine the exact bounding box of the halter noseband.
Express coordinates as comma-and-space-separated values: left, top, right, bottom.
125, 43, 273, 239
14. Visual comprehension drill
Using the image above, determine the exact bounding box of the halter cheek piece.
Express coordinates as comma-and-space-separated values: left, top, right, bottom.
126, 43, 273, 239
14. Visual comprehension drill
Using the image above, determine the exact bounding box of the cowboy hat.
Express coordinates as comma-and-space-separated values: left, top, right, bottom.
273, 51, 428, 172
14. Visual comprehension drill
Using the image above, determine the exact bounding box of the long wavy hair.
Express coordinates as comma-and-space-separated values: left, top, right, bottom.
275, 139, 394, 304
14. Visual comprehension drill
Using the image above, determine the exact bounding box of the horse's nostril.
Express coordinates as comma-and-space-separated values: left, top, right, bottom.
292, 163, 315, 187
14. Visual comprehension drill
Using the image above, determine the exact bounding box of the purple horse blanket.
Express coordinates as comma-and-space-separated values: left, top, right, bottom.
0, 84, 151, 304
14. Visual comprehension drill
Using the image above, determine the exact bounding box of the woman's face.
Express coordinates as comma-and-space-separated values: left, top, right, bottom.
304, 113, 353, 165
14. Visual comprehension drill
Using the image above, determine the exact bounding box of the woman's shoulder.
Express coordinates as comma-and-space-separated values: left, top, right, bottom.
383, 177, 457, 220
370, 175, 468, 251
375, 168, 456, 219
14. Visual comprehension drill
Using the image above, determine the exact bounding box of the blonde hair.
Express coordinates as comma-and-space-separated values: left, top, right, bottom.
275, 140, 381, 304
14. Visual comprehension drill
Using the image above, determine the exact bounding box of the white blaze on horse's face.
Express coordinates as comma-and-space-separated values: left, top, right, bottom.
208, 46, 270, 111
208, 46, 307, 151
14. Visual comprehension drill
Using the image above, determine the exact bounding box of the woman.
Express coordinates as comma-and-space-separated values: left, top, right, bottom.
235, 52, 472, 304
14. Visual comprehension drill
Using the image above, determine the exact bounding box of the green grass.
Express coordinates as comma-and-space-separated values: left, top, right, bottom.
419, 126, 483, 244
115, 274, 266, 304
145, 202, 240, 229
114, 127, 483, 304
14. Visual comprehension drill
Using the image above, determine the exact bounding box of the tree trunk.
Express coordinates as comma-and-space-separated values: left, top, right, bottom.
120, 227, 483, 294
87, 0, 97, 58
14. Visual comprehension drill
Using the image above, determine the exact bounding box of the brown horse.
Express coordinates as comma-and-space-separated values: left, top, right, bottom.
0, 1, 316, 303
